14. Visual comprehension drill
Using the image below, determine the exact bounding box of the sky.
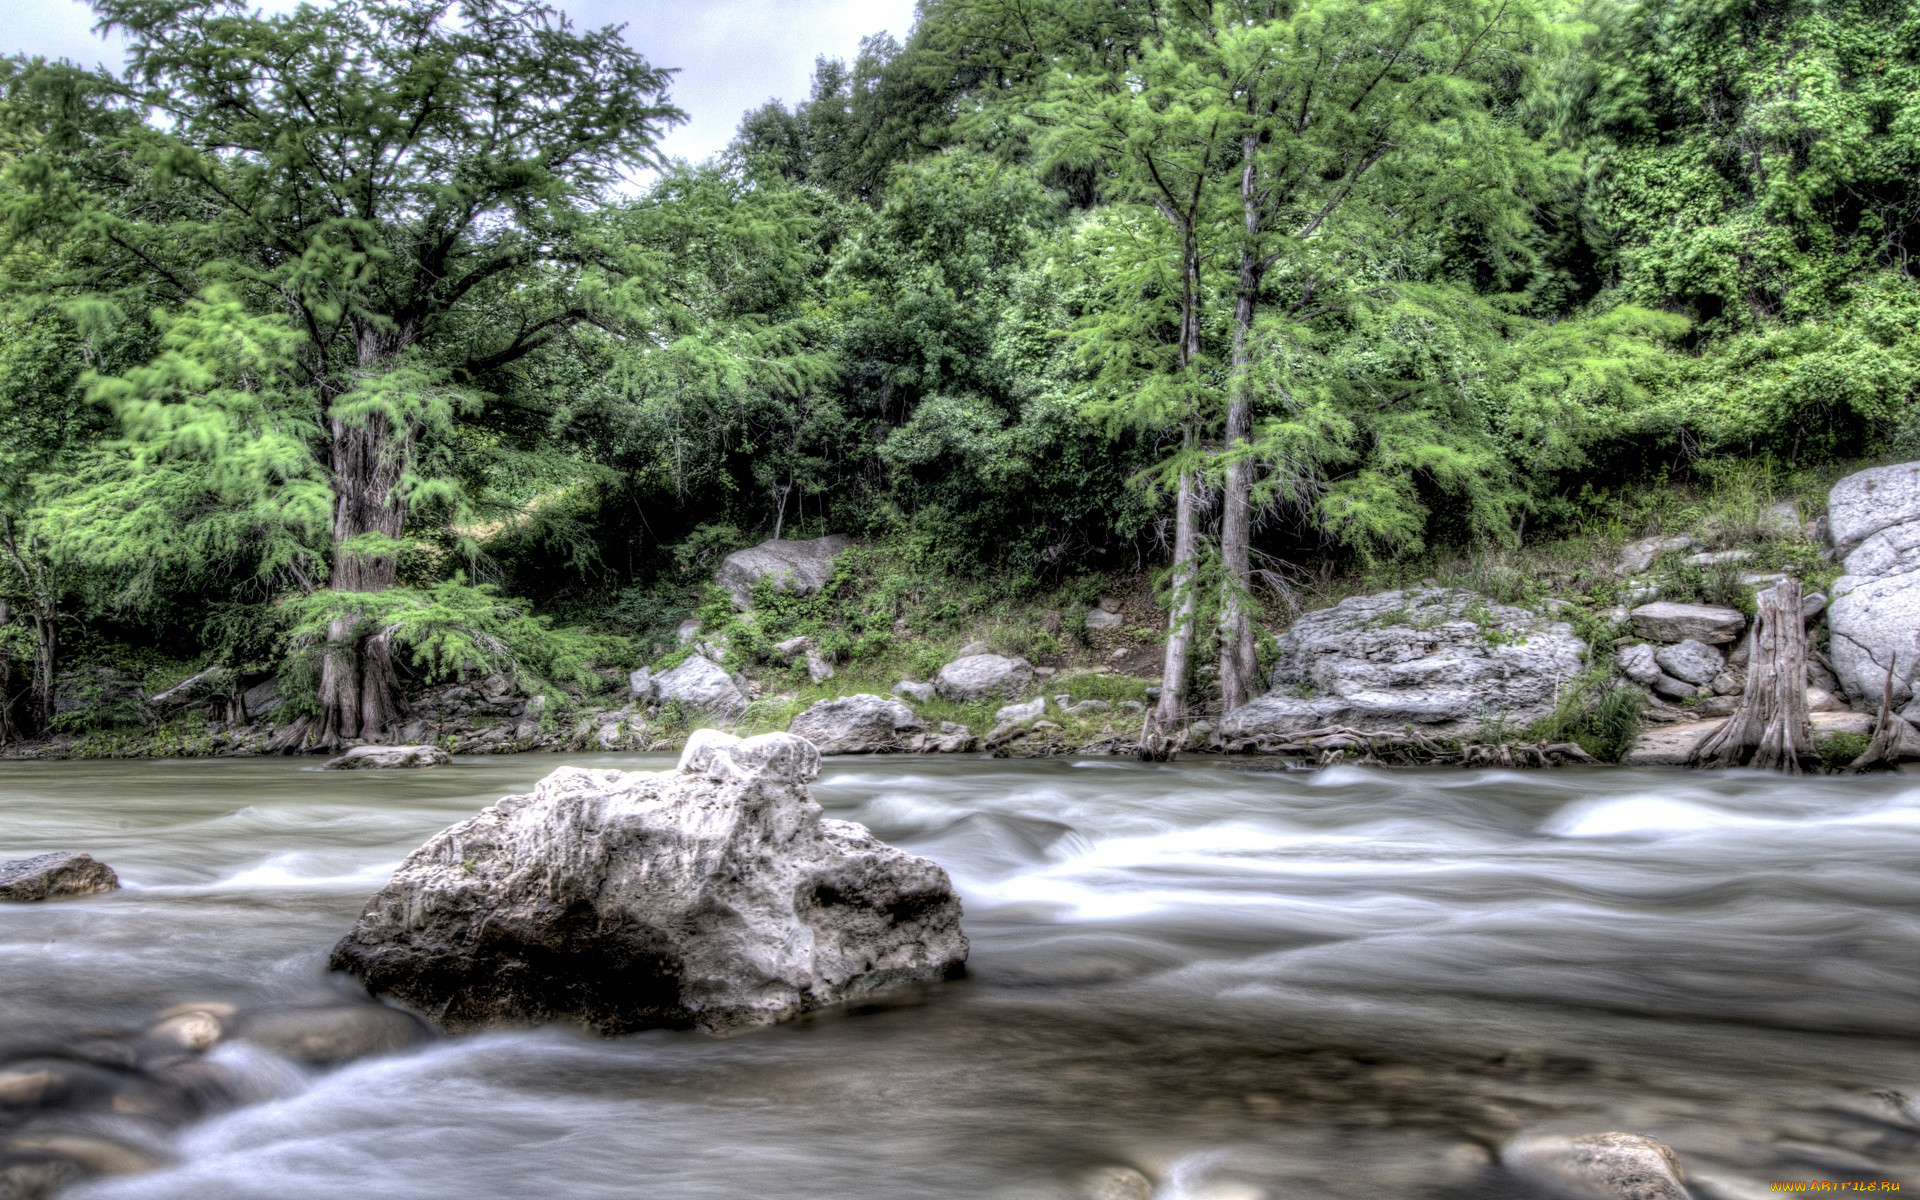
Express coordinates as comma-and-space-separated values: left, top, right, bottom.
4, 0, 921, 164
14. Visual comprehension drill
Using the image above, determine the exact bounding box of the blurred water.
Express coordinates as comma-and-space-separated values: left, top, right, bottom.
3, 754, 1917, 1198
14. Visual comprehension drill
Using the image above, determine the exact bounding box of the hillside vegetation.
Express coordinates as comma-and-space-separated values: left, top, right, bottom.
1, 0, 1916, 748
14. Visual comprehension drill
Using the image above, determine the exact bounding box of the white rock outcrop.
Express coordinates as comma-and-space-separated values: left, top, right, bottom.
330, 731, 967, 1034
1219, 589, 1585, 739
788, 694, 923, 754
321, 745, 450, 770
1827, 462, 1920, 705
935, 653, 1035, 702
1654, 639, 1725, 686
715, 536, 853, 609
646, 655, 750, 715
1628, 602, 1746, 645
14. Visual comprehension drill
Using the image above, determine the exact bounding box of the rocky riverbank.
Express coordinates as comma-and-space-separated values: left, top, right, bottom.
12, 462, 1920, 772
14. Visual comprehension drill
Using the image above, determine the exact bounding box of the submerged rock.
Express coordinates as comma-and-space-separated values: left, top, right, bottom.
1500, 1131, 1688, 1200
1220, 588, 1584, 739
321, 745, 450, 770
329, 731, 967, 1034
0, 853, 120, 903
788, 694, 922, 754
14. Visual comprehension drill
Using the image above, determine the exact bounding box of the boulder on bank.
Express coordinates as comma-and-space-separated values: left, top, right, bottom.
322, 745, 450, 770
1628, 602, 1746, 645
647, 654, 749, 715
935, 653, 1034, 702
715, 535, 852, 609
1827, 461, 1920, 704
788, 694, 923, 754
0, 853, 120, 902
1219, 589, 1585, 739
329, 731, 967, 1034
891, 680, 935, 704
1654, 639, 1725, 686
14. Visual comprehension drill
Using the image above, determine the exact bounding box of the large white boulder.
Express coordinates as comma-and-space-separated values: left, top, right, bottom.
788, 694, 923, 754
935, 654, 1034, 702
1219, 589, 1585, 739
1826, 460, 1920, 556
1654, 639, 1725, 686
649, 655, 749, 715
330, 732, 967, 1034
715, 535, 852, 609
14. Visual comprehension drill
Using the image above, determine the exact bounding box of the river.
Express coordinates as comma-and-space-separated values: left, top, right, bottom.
3, 755, 1918, 1198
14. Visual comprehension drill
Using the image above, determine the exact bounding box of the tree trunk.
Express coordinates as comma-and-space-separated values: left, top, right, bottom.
1156, 454, 1199, 729
1219, 137, 1264, 712
1848, 660, 1918, 771
1692, 580, 1815, 771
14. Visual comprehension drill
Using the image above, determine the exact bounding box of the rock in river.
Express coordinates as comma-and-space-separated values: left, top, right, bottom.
1500, 1131, 1689, 1200
329, 731, 968, 1034
0, 853, 119, 902
788, 694, 923, 754
321, 745, 450, 770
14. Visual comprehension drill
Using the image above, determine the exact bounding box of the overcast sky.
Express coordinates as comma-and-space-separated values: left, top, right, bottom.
5, 0, 920, 164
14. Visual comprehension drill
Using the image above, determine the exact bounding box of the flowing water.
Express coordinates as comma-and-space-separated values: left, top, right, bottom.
4, 755, 1919, 1199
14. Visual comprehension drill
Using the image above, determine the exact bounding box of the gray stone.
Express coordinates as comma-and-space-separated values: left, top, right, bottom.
993, 697, 1046, 725
1843, 521, 1920, 578
1654, 639, 1724, 686
1828, 460, 1920, 556
652, 655, 749, 715
715, 535, 853, 609
1650, 673, 1706, 701
1097, 597, 1123, 614
1761, 500, 1804, 536
321, 745, 450, 770
1628, 602, 1746, 645
241, 677, 283, 719
916, 721, 975, 753
1219, 589, 1585, 739
1684, 549, 1752, 567
1084, 608, 1123, 631
957, 640, 989, 656
891, 681, 935, 704
1616, 536, 1697, 574
0, 853, 120, 902
788, 694, 923, 754
233, 1003, 429, 1065
148, 667, 233, 708
1501, 1131, 1688, 1200
675, 618, 701, 645
1614, 643, 1661, 686
1806, 687, 1848, 713
1064, 699, 1112, 716
628, 666, 653, 700
935, 654, 1035, 702
1802, 592, 1828, 621
772, 636, 835, 684
1829, 572, 1920, 705
330, 732, 967, 1034
1709, 671, 1743, 696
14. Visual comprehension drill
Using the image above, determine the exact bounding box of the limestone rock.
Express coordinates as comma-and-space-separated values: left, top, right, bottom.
1220, 588, 1585, 739
1802, 591, 1828, 621
329, 732, 967, 1034
891, 680, 935, 704
772, 636, 835, 683
241, 677, 283, 719
715, 535, 852, 609
1843, 521, 1920, 578
1614, 643, 1661, 686
652, 655, 749, 715
1628, 602, 1746, 645
994, 696, 1046, 725
788, 694, 923, 754
1829, 572, 1920, 705
911, 721, 975, 753
1084, 608, 1123, 631
1685, 549, 1751, 567
321, 745, 450, 770
935, 654, 1034, 702
1827, 460, 1920, 556
1616, 536, 1697, 574
148, 667, 234, 708
0, 853, 120, 902
1649, 673, 1706, 702
1654, 639, 1725, 686
1806, 687, 1848, 713
957, 640, 989, 656
1501, 1131, 1688, 1200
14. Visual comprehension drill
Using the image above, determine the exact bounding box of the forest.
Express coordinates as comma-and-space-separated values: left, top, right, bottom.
0, 0, 1916, 749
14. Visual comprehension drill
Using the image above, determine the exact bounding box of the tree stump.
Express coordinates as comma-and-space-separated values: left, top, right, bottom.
1691, 579, 1815, 772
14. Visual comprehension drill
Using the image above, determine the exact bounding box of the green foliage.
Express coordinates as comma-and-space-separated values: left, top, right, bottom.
1818, 732, 1872, 773
1531, 671, 1647, 761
